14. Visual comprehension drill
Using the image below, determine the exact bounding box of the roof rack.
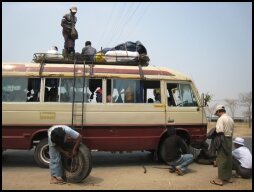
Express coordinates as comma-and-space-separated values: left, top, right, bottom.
33, 53, 149, 66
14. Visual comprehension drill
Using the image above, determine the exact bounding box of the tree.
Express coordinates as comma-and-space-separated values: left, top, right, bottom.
239, 92, 252, 128
204, 92, 213, 106
224, 99, 238, 120
205, 103, 217, 122
203, 92, 215, 122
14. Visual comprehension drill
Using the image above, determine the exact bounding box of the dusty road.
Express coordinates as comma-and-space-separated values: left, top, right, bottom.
2, 124, 252, 190
2, 146, 252, 190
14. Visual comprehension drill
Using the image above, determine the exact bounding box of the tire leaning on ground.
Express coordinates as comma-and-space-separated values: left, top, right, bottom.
63, 143, 92, 183
159, 136, 189, 164
34, 138, 50, 168
34, 139, 92, 183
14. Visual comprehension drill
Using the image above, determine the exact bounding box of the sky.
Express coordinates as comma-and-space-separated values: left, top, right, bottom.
2, 2, 252, 116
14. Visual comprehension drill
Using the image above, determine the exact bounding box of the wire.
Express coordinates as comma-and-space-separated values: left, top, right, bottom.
125, 2, 151, 40
105, 2, 129, 46
114, 2, 141, 44
99, 3, 116, 46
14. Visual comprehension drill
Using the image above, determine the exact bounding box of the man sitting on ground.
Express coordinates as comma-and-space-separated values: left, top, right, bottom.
232, 137, 252, 179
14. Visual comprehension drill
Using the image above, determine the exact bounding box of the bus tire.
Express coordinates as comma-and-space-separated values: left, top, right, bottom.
63, 143, 92, 183
34, 138, 50, 168
159, 136, 189, 164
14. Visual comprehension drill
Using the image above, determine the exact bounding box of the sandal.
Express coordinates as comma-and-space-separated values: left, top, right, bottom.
210, 179, 223, 186
223, 178, 233, 183
169, 167, 175, 173
50, 180, 66, 185
175, 167, 184, 176
58, 180, 67, 184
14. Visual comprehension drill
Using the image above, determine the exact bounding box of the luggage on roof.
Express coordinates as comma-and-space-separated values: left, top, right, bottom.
33, 41, 149, 66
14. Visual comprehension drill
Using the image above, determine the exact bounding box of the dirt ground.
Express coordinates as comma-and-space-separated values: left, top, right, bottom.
2, 123, 252, 190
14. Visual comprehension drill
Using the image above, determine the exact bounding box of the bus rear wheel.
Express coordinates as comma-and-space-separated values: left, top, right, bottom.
34, 138, 50, 168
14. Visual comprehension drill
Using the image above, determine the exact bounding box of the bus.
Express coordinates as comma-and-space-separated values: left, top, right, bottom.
2, 59, 208, 169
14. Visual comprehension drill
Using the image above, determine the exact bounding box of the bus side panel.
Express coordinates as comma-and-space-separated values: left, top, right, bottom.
2, 126, 35, 149
82, 125, 165, 151
2, 124, 165, 151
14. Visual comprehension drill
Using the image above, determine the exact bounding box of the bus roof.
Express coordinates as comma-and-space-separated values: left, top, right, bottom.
2, 62, 191, 81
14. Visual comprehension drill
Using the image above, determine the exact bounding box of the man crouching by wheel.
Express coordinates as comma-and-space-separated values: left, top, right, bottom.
48, 125, 82, 185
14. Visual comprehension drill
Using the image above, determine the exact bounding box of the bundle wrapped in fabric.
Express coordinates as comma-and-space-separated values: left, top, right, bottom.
105, 50, 139, 62
101, 41, 149, 65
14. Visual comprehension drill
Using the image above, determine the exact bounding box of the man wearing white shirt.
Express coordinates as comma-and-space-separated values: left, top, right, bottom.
232, 137, 252, 179
210, 105, 234, 186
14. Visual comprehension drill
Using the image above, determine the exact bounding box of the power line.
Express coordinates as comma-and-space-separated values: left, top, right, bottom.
114, 2, 141, 44
99, 3, 116, 47
125, 2, 151, 40
105, 2, 129, 46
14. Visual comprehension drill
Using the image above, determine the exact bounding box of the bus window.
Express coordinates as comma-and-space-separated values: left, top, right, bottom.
45, 78, 59, 102
107, 79, 160, 103
167, 83, 197, 107
110, 79, 143, 103
46, 78, 103, 103
2, 77, 41, 102
27, 78, 41, 102
88, 79, 102, 103
143, 80, 161, 103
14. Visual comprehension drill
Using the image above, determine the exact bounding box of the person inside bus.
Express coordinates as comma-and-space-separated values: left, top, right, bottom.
27, 89, 35, 101
165, 127, 194, 176
48, 125, 82, 184
125, 85, 134, 103
48, 87, 58, 102
95, 88, 102, 103
148, 98, 154, 103
107, 94, 112, 103
153, 89, 161, 103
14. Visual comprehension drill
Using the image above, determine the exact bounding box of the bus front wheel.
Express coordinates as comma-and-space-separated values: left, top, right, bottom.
159, 136, 189, 164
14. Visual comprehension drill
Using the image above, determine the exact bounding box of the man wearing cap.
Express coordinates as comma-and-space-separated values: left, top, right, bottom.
210, 104, 234, 186
232, 137, 252, 179
61, 6, 78, 56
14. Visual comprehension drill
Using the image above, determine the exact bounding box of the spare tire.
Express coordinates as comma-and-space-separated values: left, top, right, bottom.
63, 143, 92, 183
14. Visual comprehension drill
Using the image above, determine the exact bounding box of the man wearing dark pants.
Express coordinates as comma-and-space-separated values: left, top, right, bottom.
61, 6, 78, 56
210, 105, 234, 186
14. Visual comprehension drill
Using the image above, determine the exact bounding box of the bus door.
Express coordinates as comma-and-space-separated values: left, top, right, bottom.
165, 81, 205, 141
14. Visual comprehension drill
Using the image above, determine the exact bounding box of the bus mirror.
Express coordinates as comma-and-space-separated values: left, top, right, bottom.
201, 93, 206, 107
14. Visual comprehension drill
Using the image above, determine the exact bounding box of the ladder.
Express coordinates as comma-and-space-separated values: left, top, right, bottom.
71, 57, 86, 129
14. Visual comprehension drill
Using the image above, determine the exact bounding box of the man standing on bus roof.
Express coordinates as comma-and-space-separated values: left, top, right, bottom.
48, 125, 82, 184
61, 6, 78, 56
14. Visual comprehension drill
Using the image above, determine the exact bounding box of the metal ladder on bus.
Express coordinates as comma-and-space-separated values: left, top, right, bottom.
71, 57, 86, 129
